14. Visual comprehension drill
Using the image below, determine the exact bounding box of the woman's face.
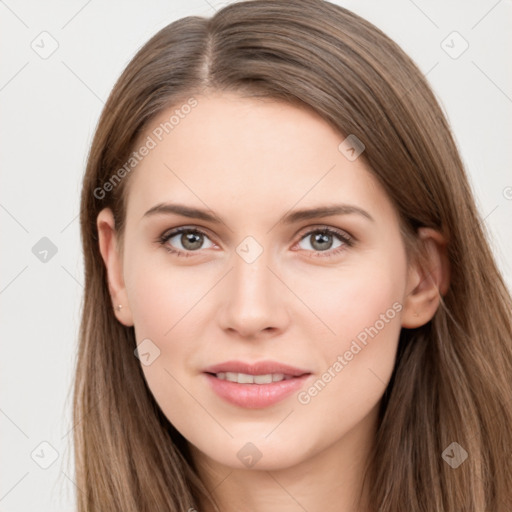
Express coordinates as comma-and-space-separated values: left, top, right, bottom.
104, 92, 416, 471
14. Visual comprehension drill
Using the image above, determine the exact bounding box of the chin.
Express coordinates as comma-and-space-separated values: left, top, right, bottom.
187, 433, 311, 472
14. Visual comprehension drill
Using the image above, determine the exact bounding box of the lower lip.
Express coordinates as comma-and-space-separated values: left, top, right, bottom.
204, 373, 311, 409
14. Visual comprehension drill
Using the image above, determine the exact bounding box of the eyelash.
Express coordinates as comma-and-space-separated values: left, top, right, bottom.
156, 226, 354, 259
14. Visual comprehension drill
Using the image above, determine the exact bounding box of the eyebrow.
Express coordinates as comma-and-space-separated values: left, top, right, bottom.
142, 202, 374, 225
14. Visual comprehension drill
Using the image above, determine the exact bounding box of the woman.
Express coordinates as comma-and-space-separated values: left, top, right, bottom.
74, 0, 512, 510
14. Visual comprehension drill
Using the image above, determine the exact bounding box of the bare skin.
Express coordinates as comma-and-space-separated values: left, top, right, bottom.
97, 92, 449, 512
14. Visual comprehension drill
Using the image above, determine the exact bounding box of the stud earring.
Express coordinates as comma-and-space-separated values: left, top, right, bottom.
114, 304, 123, 312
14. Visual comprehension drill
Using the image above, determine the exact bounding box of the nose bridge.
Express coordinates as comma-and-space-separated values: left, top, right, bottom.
232, 238, 276, 307
218, 236, 288, 336
233, 245, 272, 298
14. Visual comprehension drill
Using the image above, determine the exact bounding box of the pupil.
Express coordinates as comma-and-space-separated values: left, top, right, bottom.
182, 232, 202, 250
312, 232, 332, 251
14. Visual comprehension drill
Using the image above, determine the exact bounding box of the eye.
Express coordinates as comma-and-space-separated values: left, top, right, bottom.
295, 227, 353, 257
157, 227, 215, 257
157, 225, 354, 259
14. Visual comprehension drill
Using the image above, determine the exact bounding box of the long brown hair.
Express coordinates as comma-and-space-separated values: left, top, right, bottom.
74, 0, 512, 510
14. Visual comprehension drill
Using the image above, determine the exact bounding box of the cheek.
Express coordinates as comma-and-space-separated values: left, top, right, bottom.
295, 252, 405, 343
294, 252, 405, 392
124, 256, 204, 425
124, 251, 207, 339
297, 251, 405, 411
123, 249, 212, 384
337, 267, 402, 341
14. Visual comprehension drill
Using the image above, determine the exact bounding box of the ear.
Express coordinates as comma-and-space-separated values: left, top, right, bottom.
401, 227, 450, 329
97, 208, 134, 327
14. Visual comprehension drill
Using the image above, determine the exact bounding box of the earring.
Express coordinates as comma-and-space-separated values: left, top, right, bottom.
114, 304, 122, 312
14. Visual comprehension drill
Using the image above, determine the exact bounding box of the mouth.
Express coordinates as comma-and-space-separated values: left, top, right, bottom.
202, 360, 312, 409
206, 371, 304, 383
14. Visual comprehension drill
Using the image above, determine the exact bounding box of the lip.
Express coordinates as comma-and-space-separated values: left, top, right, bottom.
202, 360, 312, 409
203, 360, 311, 377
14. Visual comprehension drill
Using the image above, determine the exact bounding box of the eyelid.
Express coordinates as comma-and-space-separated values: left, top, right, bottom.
159, 223, 354, 242
295, 224, 354, 241
158, 225, 219, 249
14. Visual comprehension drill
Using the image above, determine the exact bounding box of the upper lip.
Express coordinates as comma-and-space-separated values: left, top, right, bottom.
203, 360, 311, 377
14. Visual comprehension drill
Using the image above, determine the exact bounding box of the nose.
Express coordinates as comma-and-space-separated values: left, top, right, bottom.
217, 247, 290, 339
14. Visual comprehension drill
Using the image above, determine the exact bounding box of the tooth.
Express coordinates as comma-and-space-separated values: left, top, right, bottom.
237, 373, 254, 384
216, 372, 290, 384
254, 374, 273, 384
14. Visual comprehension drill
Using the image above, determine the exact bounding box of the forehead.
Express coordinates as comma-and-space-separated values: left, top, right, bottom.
124, 92, 395, 226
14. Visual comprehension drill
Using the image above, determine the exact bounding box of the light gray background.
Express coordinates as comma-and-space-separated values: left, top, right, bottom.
1, 0, 511, 510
